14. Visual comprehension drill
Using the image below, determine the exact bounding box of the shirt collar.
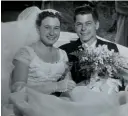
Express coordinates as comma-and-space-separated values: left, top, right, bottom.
82, 40, 97, 48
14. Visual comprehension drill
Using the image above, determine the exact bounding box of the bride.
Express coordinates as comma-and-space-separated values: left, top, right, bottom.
6, 8, 76, 116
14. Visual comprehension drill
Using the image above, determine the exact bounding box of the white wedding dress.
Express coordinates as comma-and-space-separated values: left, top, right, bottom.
9, 86, 128, 116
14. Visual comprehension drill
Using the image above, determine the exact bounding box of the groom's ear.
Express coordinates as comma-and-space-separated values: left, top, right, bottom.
95, 21, 99, 30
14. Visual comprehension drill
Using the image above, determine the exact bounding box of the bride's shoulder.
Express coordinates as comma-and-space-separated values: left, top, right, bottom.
29, 42, 38, 49
58, 48, 67, 53
58, 48, 68, 56
57, 48, 68, 61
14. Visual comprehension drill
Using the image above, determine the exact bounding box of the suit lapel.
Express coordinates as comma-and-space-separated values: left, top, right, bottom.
73, 38, 82, 51
96, 39, 104, 47
76, 38, 82, 49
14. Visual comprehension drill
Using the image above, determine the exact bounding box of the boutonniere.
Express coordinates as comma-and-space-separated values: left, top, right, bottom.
78, 45, 84, 51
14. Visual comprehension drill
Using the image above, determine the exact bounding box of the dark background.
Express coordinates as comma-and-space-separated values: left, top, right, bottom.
1, 1, 117, 42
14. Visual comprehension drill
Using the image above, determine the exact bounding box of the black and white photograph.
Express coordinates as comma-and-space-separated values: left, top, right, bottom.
1, 1, 128, 116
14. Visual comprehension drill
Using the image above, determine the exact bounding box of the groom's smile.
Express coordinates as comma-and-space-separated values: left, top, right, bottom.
75, 14, 98, 44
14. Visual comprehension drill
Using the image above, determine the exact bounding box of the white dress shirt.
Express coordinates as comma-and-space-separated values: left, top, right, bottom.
82, 40, 97, 49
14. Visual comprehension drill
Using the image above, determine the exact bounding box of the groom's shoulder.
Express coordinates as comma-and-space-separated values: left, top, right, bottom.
59, 39, 79, 53
97, 39, 119, 52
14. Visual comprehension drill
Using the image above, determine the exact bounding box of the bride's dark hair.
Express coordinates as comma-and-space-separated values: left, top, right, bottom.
36, 11, 61, 29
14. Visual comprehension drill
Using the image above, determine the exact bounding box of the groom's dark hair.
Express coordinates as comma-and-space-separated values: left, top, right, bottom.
74, 5, 98, 22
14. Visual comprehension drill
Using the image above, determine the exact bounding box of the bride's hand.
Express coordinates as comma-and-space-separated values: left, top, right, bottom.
107, 78, 122, 94
67, 80, 76, 92
57, 79, 76, 92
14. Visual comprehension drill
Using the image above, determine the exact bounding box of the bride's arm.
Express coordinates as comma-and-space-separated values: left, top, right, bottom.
28, 81, 59, 94
11, 61, 28, 92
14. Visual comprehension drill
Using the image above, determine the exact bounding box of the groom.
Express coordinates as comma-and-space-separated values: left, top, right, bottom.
60, 5, 119, 84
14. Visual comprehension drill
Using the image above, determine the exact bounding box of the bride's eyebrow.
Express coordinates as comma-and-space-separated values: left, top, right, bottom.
43, 25, 60, 27
75, 21, 92, 25
75, 22, 82, 25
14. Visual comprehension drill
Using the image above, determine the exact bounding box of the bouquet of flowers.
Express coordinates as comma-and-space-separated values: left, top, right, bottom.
71, 44, 128, 80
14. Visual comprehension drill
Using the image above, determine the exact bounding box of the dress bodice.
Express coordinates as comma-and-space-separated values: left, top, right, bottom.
14, 46, 68, 86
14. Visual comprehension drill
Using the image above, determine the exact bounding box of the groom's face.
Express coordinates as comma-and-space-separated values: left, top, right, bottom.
75, 14, 98, 44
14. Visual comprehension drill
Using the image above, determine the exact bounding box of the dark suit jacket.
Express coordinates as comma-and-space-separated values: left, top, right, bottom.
60, 38, 119, 84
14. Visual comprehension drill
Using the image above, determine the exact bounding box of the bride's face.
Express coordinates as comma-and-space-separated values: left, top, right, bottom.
39, 17, 60, 46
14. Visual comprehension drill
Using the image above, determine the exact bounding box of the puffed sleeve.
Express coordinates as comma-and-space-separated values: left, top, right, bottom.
13, 46, 34, 65
60, 49, 69, 62
59, 49, 72, 80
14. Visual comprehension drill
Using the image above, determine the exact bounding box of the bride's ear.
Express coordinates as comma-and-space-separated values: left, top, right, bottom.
95, 21, 99, 30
